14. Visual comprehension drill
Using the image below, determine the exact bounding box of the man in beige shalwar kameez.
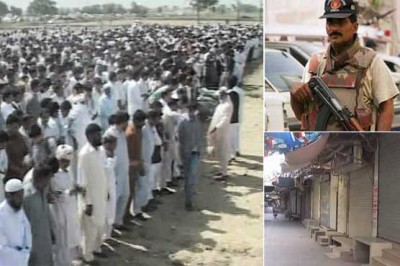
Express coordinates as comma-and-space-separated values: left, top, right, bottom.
207, 88, 233, 180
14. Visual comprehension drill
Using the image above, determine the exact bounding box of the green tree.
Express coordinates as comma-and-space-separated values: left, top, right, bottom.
81, 5, 103, 14
131, 1, 148, 17
190, 0, 219, 24
10, 6, 23, 16
115, 4, 127, 14
102, 3, 117, 14
239, 4, 258, 13
0, 1, 9, 16
27, 0, 58, 16
101, 3, 127, 14
216, 4, 227, 14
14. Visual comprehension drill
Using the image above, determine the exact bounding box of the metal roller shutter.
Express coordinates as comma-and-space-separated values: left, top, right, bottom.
337, 175, 348, 234
378, 134, 400, 243
349, 167, 373, 238
290, 190, 296, 214
304, 187, 312, 219
297, 192, 301, 215
320, 181, 330, 228
330, 175, 339, 230
312, 179, 320, 222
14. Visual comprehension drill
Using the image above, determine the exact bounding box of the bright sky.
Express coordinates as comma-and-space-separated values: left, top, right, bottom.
264, 153, 284, 186
2, 0, 261, 9
264, 0, 325, 26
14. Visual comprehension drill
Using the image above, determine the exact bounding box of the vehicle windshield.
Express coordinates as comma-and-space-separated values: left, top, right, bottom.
297, 43, 324, 56
385, 61, 400, 74
265, 50, 304, 92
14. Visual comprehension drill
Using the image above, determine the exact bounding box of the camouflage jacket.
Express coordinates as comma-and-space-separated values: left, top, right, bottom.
302, 38, 376, 131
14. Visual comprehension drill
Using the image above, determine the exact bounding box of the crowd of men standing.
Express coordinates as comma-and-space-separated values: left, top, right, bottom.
0, 23, 261, 266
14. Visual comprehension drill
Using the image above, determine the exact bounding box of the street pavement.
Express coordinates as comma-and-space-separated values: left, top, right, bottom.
264, 213, 362, 266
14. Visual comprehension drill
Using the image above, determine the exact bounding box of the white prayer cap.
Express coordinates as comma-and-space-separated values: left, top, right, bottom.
71, 93, 85, 104
171, 90, 179, 100
215, 86, 229, 96
219, 86, 228, 92
56, 144, 74, 161
103, 130, 118, 139
5, 179, 23, 193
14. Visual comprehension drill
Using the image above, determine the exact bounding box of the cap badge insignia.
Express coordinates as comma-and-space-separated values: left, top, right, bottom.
331, 0, 342, 11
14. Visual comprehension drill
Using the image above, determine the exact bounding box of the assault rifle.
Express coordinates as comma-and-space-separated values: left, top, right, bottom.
308, 76, 364, 131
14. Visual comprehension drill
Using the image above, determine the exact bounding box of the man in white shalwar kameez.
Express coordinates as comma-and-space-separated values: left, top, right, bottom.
0, 179, 32, 266
51, 145, 82, 266
104, 112, 130, 229
207, 88, 233, 179
161, 100, 180, 190
0, 130, 9, 202
126, 72, 143, 119
68, 93, 93, 184
77, 124, 109, 264
228, 76, 245, 159
138, 110, 159, 212
68, 94, 94, 152
233, 47, 246, 85
158, 92, 172, 186
99, 85, 117, 131
102, 135, 117, 238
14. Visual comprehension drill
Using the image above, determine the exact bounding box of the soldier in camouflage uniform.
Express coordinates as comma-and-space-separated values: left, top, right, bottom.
290, 0, 399, 131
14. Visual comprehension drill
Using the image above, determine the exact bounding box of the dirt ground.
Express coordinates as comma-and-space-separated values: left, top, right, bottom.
95, 60, 264, 266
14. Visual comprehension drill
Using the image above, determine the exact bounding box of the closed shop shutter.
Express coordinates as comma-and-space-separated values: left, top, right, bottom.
320, 181, 330, 228
349, 167, 373, 238
330, 175, 339, 230
312, 179, 320, 222
304, 186, 312, 219
297, 192, 301, 215
290, 190, 296, 214
378, 134, 400, 243
337, 175, 348, 234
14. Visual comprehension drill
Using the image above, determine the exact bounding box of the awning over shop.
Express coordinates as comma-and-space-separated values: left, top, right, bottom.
283, 134, 329, 171
265, 132, 327, 155
265, 133, 330, 182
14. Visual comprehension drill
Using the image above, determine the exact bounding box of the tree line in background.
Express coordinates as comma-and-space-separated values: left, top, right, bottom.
0, 0, 261, 17
0, 1, 23, 16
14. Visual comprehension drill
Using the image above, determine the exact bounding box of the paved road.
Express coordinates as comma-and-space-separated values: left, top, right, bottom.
264, 213, 362, 266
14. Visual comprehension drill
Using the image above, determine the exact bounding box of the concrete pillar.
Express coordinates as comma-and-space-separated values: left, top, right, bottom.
330, 175, 339, 230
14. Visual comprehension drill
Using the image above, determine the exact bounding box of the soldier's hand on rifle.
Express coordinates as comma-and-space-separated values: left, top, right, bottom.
290, 82, 313, 102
